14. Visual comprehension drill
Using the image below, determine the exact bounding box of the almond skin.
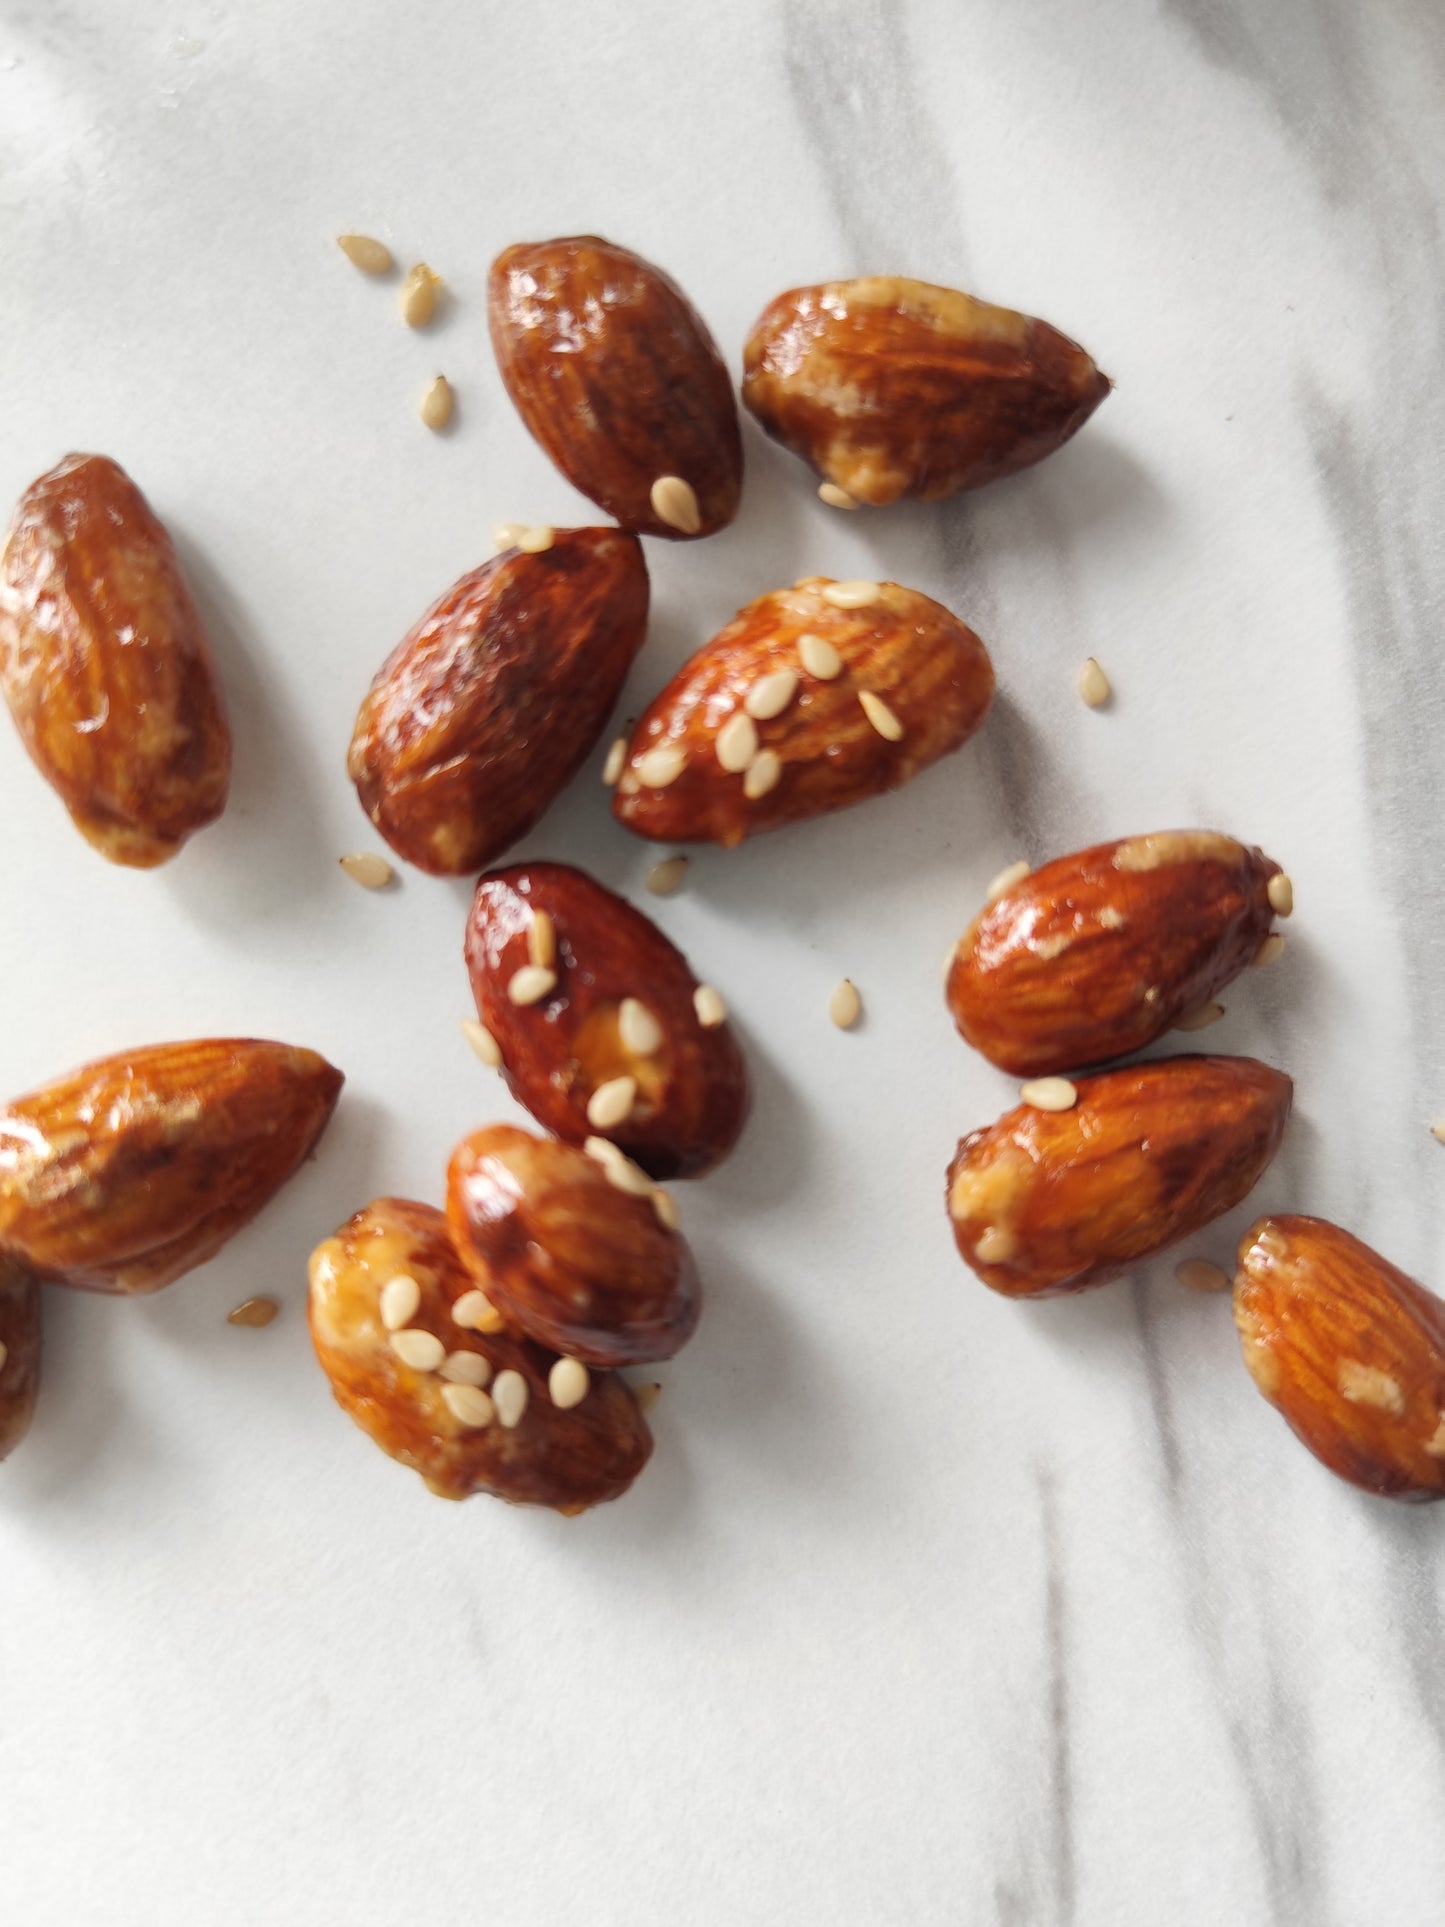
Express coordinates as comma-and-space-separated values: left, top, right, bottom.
489, 235, 742, 539
742, 276, 1109, 506
0, 453, 231, 867
946, 1055, 1292, 1297
1234, 1215, 1445, 1500
309, 1196, 652, 1510
612, 574, 994, 846
348, 527, 648, 876
0, 1258, 42, 1463
947, 832, 1283, 1077
447, 1125, 700, 1367
465, 862, 748, 1180
0, 1040, 344, 1293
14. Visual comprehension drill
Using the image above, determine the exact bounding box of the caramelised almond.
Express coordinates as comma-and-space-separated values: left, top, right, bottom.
1234, 1215, 1445, 1500
613, 575, 993, 846
348, 528, 648, 875
0, 1040, 343, 1293
489, 236, 742, 540
742, 276, 1109, 506
946, 1056, 1291, 1297
465, 863, 747, 1180
446, 1125, 700, 1367
946, 831, 1284, 1077
0, 1258, 41, 1463
309, 1196, 651, 1509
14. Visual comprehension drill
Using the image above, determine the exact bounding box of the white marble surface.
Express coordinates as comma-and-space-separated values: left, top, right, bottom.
2, 2, 1444, 1921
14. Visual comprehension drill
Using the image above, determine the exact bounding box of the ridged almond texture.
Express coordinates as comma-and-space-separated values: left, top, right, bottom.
947, 832, 1284, 1076
0, 452, 231, 866
1234, 1215, 1445, 1500
489, 235, 742, 539
947, 1056, 1292, 1297
309, 1196, 651, 1510
0, 1040, 344, 1293
348, 527, 648, 875
742, 276, 1110, 505
0, 1258, 42, 1463
465, 863, 748, 1179
612, 574, 994, 846
447, 1125, 700, 1367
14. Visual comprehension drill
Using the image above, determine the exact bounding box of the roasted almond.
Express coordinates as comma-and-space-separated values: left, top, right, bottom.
446, 1125, 699, 1366
742, 276, 1109, 506
489, 235, 742, 539
612, 574, 993, 846
348, 527, 648, 875
464, 862, 748, 1180
946, 832, 1285, 1077
1234, 1215, 1445, 1500
947, 1056, 1291, 1297
0, 453, 231, 867
0, 1258, 41, 1464
309, 1196, 651, 1510
0, 1040, 343, 1293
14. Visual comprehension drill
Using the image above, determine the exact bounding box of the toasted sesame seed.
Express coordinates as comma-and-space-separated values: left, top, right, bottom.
391, 1328, 445, 1372
717, 710, 760, 773
828, 978, 861, 1029
602, 737, 628, 786
1267, 873, 1294, 917
743, 750, 782, 800
745, 669, 799, 720
549, 1357, 591, 1409
529, 909, 557, 970
460, 1017, 502, 1068
650, 474, 702, 535
584, 1135, 655, 1196
493, 522, 527, 551
646, 855, 688, 896
507, 964, 557, 1006
1174, 1002, 1225, 1032
1077, 658, 1111, 707
441, 1383, 495, 1428
619, 997, 664, 1056
380, 1274, 421, 1331
420, 375, 453, 430
440, 1350, 492, 1387
517, 524, 555, 554
399, 262, 441, 327
340, 851, 393, 889
1432, 1121, 1445, 1145
651, 1188, 679, 1231
452, 1289, 505, 1334
986, 860, 1030, 903
337, 233, 393, 274
227, 1296, 279, 1328
1426, 1418, 1445, 1457
821, 579, 880, 609
1338, 1360, 1405, 1413
635, 1381, 662, 1415
1176, 1259, 1231, 1293
637, 744, 687, 789
818, 482, 859, 510
587, 1075, 637, 1129
1021, 1077, 1078, 1113
1251, 933, 1285, 968
798, 632, 844, 680
858, 690, 903, 741
694, 984, 727, 1028
492, 1369, 528, 1428
975, 1226, 1017, 1264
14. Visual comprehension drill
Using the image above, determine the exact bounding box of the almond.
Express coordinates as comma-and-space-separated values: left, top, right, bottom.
489, 235, 742, 539
946, 831, 1284, 1077
0, 1258, 42, 1463
1233, 1215, 1445, 1500
0, 1040, 343, 1293
465, 863, 748, 1180
446, 1125, 700, 1367
309, 1196, 652, 1510
0, 453, 231, 867
741, 276, 1109, 506
612, 575, 993, 846
348, 527, 648, 876
946, 1056, 1291, 1297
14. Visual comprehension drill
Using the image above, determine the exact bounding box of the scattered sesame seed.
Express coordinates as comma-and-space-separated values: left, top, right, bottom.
818, 482, 859, 510
380, 1274, 421, 1331
1020, 1077, 1078, 1113
337, 233, 393, 274
1432, 1121, 1445, 1145
516, 524, 555, 554
420, 375, 453, 430
986, 860, 1030, 903
549, 1357, 591, 1409
529, 909, 557, 970
1337, 1360, 1405, 1413
650, 474, 702, 535
602, 737, 628, 787
399, 263, 441, 327
1174, 1002, 1225, 1032
743, 750, 782, 800
717, 709, 760, 773
507, 964, 557, 1006
452, 1289, 505, 1333
390, 1328, 446, 1371
694, 984, 727, 1028
1267, 873, 1294, 917
1176, 1259, 1231, 1293
651, 1188, 679, 1231
493, 522, 527, 550
1077, 658, 1111, 707
745, 669, 799, 720
619, 997, 664, 1056
441, 1383, 495, 1428
460, 1017, 502, 1068
439, 1351, 492, 1387
587, 1075, 637, 1130
858, 690, 903, 741
828, 978, 861, 1029
821, 579, 881, 609
1251, 933, 1285, 968
1426, 1418, 1445, 1457
646, 855, 689, 896
975, 1227, 1017, 1264
492, 1369, 528, 1428
227, 1296, 279, 1328
635, 1381, 662, 1415
636, 744, 687, 789
340, 851, 393, 889
798, 632, 844, 680
584, 1135, 655, 1196
941, 941, 960, 986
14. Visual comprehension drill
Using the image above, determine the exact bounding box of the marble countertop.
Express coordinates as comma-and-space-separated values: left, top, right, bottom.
2, 2, 1444, 1922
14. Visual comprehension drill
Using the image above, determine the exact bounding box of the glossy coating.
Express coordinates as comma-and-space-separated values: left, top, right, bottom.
465, 862, 748, 1179
348, 527, 648, 875
488, 235, 742, 539
0, 452, 231, 866
0, 1259, 41, 1463
947, 1055, 1292, 1297
742, 276, 1109, 505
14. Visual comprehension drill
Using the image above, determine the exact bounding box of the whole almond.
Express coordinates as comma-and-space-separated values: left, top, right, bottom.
488, 236, 742, 539
348, 528, 648, 875
1234, 1215, 1445, 1500
465, 863, 748, 1179
0, 453, 231, 867
742, 276, 1109, 506
0, 1258, 42, 1463
947, 831, 1284, 1077
946, 1055, 1292, 1297
446, 1125, 700, 1367
612, 575, 993, 846
0, 1040, 343, 1293
309, 1195, 652, 1510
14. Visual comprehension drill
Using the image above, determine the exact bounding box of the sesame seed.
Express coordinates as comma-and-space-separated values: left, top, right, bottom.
1251, 933, 1285, 968
650, 474, 702, 535
399, 263, 441, 327
694, 984, 727, 1028
584, 1136, 654, 1196
507, 964, 557, 1006
1432, 1121, 1445, 1145
492, 1369, 529, 1428
1174, 1002, 1225, 1032
380, 1274, 421, 1331
858, 690, 903, 741
635, 1381, 662, 1415
818, 482, 858, 510
618, 997, 664, 1056
529, 909, 557, 970
798, 633, 844, 680
941, 941, 960, 986
986, 860, 1030, 903
1267, 873, 1294, 917
441, 1383, 495, 1428
637, 744, 687, 789
420, 375, 453, 430
340, 851, 393, 889
602, 737, 628, 787
745, 669, 799, 720
1020, 1077, 1078, 1113
227, 1296, 279, 1328
440, 1350, 492, 1387
651, 1188, 679, 1231
828, 978, 861, 1029
743, 750, 782, 800
587, 1075, 637, 1129
1338, 1360, 1405, 1413
1077, 658, 1111, 707
646, 855, 688, 896
1176, 1259, 1231, 1293
460, 1017, 502, 1068
337, 233, 393, 274
975, 1227, 1017, 1264
716, 710, 759, 773
390, 1328, 445, 1372
821, 579, 880, 609
452, 1289, 505, 1334
1426, 1418, 1445, 1457
515, 524, 555, 554
549, 1357, 591, 1409
0, 1341, 7, 1373
493, 522, 526, 551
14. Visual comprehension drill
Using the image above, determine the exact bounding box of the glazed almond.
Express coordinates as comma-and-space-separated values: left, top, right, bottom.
0, 1040, 343, 1293
612, 575, 993, 846
348, 527, 648, 875
489, 236, 741, 539
0, 453, 231, 866
947, 1056, 1291, 1297
947, 832, 1285, 1077
742, 276, 1109, 505
0, 1259, 41, 1463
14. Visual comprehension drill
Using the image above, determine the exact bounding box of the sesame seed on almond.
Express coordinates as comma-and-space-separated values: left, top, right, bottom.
650, 475, 702, 535
637, 744, 687, 789
549, 1357, 591, 1409
744, 670, 799, 720
986, 860, 1030, 903
507, 964, 557, 1006
1267, 874, 1294, 917
452, 1289, 504, 1334
460, 1018, 502, 1068
743, 750, 782, 800
587, 1075, 637, 1130
529, 909, 557, 970
618, 997, 664, 1056
716, 710, 759, 773
390, 1328, 445, 1372
380, 1274, 421, 1331
441, 1383, 495, 1428
798, 633, 844, 680
1020, 1077, 1078, 1113
602, 737, 628, 787
818, 482, 858, 510
821, 580, 880, 609
694, 984, 727, 1028
492, 1369, 529, 1428
440, 1351, 492, 1387
858, 690, 903, 741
